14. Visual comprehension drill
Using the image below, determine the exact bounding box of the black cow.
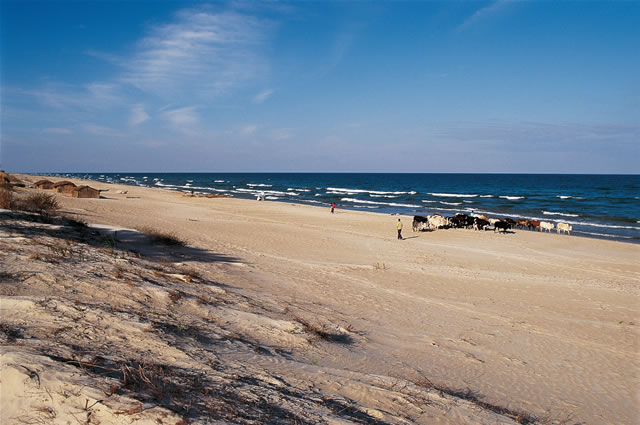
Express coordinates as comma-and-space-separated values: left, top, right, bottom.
412, 215, 429, 232
494, 220, 511, 233
503, 218, 517, 227
473, 217, 490, 231
450, 214, 474, 229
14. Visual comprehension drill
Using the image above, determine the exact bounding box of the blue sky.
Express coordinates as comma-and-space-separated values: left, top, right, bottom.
1, 0, 638, 173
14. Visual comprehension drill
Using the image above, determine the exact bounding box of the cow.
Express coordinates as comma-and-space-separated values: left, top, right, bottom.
428, 214, 449, 230
516, 219, 529, 229
494, 220, 511, 233
540, 221, 554, 232
474, 214, 489, 222
473, 217, 490, 231
503, 218, 517, 227
557, 222, 572, 235
412, 215, 429, 232
527, 220, 540, 231
450, 214, 473, 229
488, 218, 500, 226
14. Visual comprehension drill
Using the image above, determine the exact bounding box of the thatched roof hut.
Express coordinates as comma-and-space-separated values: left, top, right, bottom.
0, 172, 11, 185
52, 181, 77, 195
0, 172, 24, 187
34, 179, 55, 189
72, 185, 100, 199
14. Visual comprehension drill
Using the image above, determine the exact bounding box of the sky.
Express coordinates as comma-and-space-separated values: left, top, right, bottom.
1, 0, 639, 173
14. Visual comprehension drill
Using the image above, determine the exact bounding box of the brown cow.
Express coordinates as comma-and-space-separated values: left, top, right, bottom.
527, 220, 540, 231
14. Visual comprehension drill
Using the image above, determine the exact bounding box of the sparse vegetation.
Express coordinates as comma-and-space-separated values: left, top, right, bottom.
413, 371, 537, 425
0, 186, 12, 209
373, 262, 387, 270
291, 315, 354, 345
139, 227, 186, 246
14, 192, 59, 215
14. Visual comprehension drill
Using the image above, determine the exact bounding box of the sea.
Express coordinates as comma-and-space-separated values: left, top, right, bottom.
47, 173, 640, 243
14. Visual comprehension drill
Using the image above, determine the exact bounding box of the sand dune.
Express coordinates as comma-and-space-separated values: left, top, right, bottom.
1, 174, 638, 424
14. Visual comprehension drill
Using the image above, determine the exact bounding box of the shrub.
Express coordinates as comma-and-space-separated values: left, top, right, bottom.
16, 192, 60, 215
0, 187, 11, 209
140, 227, 186, 246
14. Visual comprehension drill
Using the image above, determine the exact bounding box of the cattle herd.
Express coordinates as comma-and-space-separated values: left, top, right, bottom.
412, 213, 573, 235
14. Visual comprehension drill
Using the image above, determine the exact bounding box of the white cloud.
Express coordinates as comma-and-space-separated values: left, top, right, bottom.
24, 82, 122, 110
84, 124, 124, 137
271, 128, 293, 141
253, 89, 274, 103
122, 8, 270, 98
163, 106, 199, 128
242, 124, 258, 134
42, 127, 72, 135
457, 0, 513, 31
86, 83, 120, 105
129, 104, 150, 126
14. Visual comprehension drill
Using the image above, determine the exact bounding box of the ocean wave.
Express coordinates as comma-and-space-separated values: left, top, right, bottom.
287, 188, 310, 192
370, 194, 398, 198
430, 193, 478, 198
421, 200, 436, 203
340, 198, 420, 208
440, 201, 462, 206
352, 205, 381, 209
247, 183, 272, 187
340, 198, 381, 205
463, 200, 474, 203
574, 231, 633, 239
388, 202, 422, 208
328, 187, 415, 195
557, 195, 572, 199
234, 188, 289, 196
499, 196, 525, 200
543, 211, 580, 217
327, 190, 357, 195
213, 180, 225, 183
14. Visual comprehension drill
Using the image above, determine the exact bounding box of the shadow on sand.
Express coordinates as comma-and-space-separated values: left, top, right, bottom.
0, 210, 241, 265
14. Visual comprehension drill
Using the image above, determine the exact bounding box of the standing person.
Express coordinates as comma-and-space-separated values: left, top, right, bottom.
331, 203, 336, 213
397, 218, 403, 240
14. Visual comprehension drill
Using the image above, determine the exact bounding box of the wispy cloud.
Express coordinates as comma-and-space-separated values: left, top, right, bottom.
271, 127, 294, 141
86, 83, 120, 104
457, 0, 513, 31
122, 8, 271, 98
163, 106, 199, 132
253, 89, 274, 103
84, 124, 125, 137
129, 104, 150, 126
242, 124, 258, 135
24, 82, 122, 110
42, 127, 73, 135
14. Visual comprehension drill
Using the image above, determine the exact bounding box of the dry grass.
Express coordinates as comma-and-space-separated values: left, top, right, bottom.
0, 186, 12, 209
14, 192, 59, 215
139, 227, 186, 247
291, 315, 354, 345
413, 371, 537, 425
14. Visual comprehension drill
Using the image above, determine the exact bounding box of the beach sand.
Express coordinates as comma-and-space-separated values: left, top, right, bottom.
1, 174, 638, 424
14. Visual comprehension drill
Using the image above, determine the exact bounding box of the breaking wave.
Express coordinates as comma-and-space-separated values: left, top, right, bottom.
430, 193, 478, 198
543, 211, 580, 217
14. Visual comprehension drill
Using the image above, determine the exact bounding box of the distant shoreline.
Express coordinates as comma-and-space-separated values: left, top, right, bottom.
30, 172, 640, 244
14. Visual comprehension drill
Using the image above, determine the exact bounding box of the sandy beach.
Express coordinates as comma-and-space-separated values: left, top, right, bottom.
1, 174, 638, 425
